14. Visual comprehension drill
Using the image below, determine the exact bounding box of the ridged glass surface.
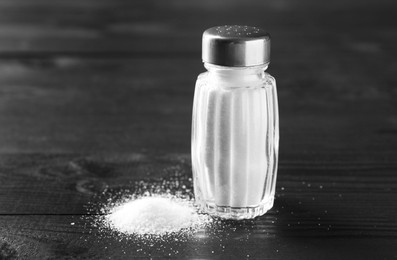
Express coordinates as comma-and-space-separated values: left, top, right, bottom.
191, 67, 279, 220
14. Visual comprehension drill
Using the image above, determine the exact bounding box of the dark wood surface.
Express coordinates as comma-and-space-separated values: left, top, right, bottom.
0, 0, 396, 259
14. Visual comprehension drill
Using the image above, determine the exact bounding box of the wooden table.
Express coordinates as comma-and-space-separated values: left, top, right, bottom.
0, 0, 396, 259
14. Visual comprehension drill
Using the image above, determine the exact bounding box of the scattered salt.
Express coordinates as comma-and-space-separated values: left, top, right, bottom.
105, 196, 210, 236
84, 170, 215, 245
83, 169, 248, 256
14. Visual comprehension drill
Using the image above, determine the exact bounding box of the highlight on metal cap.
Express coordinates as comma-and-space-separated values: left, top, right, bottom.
202, 25, 271, 67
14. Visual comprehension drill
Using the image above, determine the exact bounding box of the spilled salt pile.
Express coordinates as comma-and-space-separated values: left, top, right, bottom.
86, 171, 214, 244
105, 196, 210, 236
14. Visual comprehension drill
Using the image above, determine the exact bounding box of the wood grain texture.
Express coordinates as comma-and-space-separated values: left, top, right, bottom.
0, 153, 396, 259
1, 153, 396, 223
1, 215, 396, 259
0, 58, 395, 155
0, 0, 396, 259
0, 0, 395, 55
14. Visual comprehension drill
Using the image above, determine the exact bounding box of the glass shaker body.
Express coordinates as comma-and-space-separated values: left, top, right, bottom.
191, 63, 279, 219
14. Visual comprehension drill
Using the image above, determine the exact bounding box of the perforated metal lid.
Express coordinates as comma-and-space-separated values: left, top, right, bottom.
202, 25, 271, 67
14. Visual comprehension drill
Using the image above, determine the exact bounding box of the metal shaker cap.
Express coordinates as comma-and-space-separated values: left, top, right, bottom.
202, 25, 271, 67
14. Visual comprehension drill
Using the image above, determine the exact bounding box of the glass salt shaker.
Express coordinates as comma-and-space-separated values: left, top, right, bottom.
191, 25, 279, 219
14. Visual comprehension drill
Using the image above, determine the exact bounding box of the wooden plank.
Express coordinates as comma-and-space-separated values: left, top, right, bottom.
0, 58, 395, 154
0, 0, 395, 53
0, 153, 396, 237
0, 215, 396, 259
0, 58, 199, 153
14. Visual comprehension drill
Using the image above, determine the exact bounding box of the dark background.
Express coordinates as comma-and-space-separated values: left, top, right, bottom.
0, 0, 396, 259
